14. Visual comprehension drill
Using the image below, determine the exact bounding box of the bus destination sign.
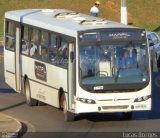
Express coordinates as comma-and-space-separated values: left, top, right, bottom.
100, 31, 143, 41
80, 31, 144, 41
108, 32, 131, 39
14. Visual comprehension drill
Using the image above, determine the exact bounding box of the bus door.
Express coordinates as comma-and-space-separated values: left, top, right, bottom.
15, 26, 21, 93
68, 42, 76, 111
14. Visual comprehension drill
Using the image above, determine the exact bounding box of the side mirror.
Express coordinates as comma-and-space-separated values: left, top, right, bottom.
70, 51, 74, 63
152, 50, 158, 72
149, 42, 154, 47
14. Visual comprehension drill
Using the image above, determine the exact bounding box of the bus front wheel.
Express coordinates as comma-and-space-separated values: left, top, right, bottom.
62, 94, 75, 121
24, 79, 38, 106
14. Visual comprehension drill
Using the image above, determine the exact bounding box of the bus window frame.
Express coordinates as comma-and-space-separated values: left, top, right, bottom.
78, 29, 150, 93
18, 22, 76, 69
30, 27, 40, 57
39, 30, 50, 62
21, 25, 30, 55
5, 19, 17, 51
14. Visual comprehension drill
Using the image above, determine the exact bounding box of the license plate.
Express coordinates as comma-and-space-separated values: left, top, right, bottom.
135, 104, 147, 109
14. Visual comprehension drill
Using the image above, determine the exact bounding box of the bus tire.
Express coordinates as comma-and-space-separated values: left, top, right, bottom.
24, 79, 38, 106
123, 112, 132, 120
63, 95, 75, 121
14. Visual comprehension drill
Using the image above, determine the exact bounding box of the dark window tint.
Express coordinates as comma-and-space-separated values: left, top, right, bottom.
6, 36, 15, 50
58, 37, 68, 67
5, 21, 15, 51
150, 33, 159, 44
30, 29, 39, 57
23, 26, 29, 40
21, 26, 29, 55
41, 31, 49, 47
49, 33, 58, 64
6, 22, 15, 36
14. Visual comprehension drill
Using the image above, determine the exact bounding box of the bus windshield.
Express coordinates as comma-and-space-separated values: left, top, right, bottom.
79, 36, 149, 92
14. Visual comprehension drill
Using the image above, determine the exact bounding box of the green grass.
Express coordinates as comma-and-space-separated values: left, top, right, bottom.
0, 22, 3, 36
0, 0, 159, 36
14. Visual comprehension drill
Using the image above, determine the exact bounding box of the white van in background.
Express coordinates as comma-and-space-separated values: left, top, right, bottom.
147, 32, 160, 68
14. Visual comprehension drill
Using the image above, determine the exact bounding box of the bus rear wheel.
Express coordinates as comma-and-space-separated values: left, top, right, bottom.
62, 94, 75, 121
123, 112, 132, 120
24, 79, 38, 106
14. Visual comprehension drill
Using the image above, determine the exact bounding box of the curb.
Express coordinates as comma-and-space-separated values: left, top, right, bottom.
0, 113, 22, 138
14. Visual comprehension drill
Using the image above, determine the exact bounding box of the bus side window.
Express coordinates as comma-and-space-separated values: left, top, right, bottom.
5, 21, 15, 51
40, 31, 49, 62
21, 26, 29, 55
41, 31, 49, 47
6, 37, 15, 50
30, 29, 39, 57
41, 46, 48, 62
58, 37, 68, 67
49, 33, 58, 64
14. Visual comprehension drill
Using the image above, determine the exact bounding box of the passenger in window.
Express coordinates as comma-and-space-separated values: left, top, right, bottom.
59, 42, 68, 59
41, 47, 48, 62
30, 43, 37, 56
49, 36, 57, 64
58, 42, 68, 66
22, 40, 29, 55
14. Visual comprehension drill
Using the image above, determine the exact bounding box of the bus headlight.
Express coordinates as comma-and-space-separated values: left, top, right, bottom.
87, 99, 94, 104
134, 95, 151, 102
77, 98, 96, 104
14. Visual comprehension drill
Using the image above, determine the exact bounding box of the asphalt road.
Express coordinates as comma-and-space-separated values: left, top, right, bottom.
1, 47, 160, 138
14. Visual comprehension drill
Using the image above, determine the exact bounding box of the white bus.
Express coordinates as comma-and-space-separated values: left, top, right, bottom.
4, 9, 151, 121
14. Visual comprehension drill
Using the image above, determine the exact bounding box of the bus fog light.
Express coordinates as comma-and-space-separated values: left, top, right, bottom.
131, 105, 134, 110
98, 106, 101, 111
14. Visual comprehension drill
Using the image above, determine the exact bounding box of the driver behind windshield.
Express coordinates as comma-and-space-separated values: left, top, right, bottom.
117, 49, 137, 69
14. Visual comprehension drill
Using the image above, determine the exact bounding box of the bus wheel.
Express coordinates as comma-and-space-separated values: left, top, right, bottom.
24, 79, 38, 106
123, 112, 132, 120
62, 94, 75, 121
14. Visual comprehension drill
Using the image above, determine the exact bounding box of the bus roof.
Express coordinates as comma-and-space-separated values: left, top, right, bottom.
5, 9, 139, 37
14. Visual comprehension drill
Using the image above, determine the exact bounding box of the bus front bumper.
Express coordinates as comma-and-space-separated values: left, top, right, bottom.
75, 98, 151, 114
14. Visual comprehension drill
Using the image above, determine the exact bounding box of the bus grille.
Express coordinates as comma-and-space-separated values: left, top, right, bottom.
102, 105, 129, 110
97, 99, 131, 104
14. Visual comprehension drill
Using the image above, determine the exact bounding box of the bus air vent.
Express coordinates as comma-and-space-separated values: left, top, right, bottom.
102, 105, 129, 110
42, 9, 55, 13
79, 20, 108, 25
54, 12, 80, 19
73, 16, 86, 22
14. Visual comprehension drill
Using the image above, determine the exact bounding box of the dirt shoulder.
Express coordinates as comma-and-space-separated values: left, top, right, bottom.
0, 37, 4, 61
0, 37, 4, 46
